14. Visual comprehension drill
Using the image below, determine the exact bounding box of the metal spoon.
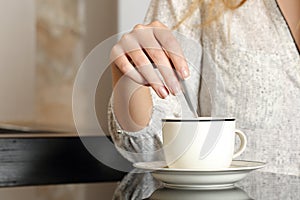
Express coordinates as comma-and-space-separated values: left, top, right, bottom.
179, 78, 198, 118
174, 69, 198, 118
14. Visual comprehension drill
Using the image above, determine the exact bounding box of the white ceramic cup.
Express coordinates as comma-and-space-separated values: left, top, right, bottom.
162, 117, 247, 169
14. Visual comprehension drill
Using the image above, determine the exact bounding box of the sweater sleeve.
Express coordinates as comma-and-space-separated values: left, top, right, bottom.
108, 0, 202, 163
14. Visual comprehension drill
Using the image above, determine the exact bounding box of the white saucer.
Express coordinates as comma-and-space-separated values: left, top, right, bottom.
134, 160, 266, 190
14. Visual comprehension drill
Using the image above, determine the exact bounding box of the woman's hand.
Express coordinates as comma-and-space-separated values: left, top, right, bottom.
110, 21, 190, 99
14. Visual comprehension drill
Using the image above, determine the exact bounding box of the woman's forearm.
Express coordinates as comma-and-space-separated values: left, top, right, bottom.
112, 64, 153, 132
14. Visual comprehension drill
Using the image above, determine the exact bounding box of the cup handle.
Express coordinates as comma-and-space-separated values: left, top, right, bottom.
233, 129, 247, 159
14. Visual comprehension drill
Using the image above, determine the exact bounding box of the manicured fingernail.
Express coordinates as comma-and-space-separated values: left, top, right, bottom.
159, 87, 169, 98
181, 68, 190, 79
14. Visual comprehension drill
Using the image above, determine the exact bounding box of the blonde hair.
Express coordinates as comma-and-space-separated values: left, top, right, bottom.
173, 0, 248, 29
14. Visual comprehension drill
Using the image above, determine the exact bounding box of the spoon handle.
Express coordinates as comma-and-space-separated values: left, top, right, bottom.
179, 79, 198, 118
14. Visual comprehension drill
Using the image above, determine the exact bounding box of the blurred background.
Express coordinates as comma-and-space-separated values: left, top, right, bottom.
0, 0, 150, 199
0, 0, 150, 130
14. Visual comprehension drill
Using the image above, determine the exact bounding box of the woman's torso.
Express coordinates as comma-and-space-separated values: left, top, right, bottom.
197, 0, 300, 175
